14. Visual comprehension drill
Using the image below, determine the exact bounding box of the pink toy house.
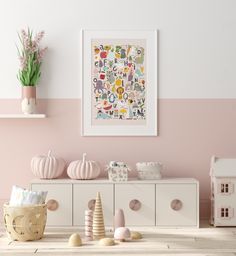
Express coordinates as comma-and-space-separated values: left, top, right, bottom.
210, 156, 236, 226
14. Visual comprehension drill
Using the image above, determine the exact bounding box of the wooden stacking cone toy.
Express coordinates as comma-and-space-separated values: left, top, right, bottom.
93, 192, 105, 240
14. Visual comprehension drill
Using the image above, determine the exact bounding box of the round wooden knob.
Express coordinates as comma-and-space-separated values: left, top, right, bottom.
129, 199, 142, 211
47, 199, 59, 211
171, 199, 183, 211
88, 199, 96, 211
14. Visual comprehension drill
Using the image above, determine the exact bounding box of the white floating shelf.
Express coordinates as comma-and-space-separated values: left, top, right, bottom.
0, 114, 46, 119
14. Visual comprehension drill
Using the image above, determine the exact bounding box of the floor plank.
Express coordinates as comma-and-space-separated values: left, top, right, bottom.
167, 240, 236, 250
1, 223, 236, 255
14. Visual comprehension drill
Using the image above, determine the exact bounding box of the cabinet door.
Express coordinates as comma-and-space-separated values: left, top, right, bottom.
32, 184, 72, 226
156, 183, 198, 227
115, 184, 155, 226
73, 184, 113, 226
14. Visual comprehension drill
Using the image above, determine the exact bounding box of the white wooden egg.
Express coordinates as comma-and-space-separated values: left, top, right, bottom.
67, 153, 101, 180
31, 150, 66, 179
131, 231, 142, 240
99, 238, 115, 246
68, 233, 82, 247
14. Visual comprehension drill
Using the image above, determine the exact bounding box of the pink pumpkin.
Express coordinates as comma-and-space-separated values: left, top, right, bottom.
31, 150, 66, 179
67, 153, 101, 180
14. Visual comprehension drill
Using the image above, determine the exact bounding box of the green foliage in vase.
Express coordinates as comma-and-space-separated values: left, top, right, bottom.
17, 28, 47, 86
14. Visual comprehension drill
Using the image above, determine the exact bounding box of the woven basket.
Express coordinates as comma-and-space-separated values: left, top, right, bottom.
3, 203, 47, 241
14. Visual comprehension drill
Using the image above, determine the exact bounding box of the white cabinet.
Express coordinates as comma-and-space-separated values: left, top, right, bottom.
156, 183, 198, 227
115, 184, 155, 226
73, 184, 113, 226
31, 183, 72, 226
31, 178, 199, 228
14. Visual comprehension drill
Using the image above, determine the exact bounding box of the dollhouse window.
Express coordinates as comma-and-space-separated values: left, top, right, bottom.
219, 207, 233, 219
226, 208, 229, 217
221, 208, 228, 217
218, 182, 233, 195
221, 183, 229, 193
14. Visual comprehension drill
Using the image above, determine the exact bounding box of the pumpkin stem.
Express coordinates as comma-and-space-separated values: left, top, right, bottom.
82, 153, 86, 163
48, 150, 52, 157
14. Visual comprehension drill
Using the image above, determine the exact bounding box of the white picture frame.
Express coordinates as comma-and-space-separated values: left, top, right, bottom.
81, 29, 158, 136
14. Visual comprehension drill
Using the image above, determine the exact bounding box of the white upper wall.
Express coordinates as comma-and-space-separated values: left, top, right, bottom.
0, 0, 235, 98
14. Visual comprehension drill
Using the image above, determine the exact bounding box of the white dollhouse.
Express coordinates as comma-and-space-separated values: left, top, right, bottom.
210, 156, 236, 226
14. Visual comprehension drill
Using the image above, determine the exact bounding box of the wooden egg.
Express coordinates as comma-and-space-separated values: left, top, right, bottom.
131, 231, 142, 240
68, 233, 82, 247
99, 238, 115, 246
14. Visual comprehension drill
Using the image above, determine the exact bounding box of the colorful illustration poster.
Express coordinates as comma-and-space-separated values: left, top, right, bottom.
91, 39, 146, 125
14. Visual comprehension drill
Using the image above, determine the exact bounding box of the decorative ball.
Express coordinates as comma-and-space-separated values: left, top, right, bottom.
131, 231, 142, 240
67, 153, 101, 180
68, 233, 82, 247
99, 238, 115, 246
114, 227, 131, 242
31, 150, 66, 179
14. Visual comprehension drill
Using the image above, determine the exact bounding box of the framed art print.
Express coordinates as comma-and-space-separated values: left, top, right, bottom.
81, 30, 158, 136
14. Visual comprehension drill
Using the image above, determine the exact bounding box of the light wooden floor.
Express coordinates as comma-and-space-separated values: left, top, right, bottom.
1, 222, 236, 256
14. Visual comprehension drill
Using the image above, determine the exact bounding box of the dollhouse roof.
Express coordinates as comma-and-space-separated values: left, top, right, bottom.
210, 156, 236, 177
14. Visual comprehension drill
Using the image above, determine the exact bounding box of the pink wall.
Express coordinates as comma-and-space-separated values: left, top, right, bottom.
1, 99, 236, 219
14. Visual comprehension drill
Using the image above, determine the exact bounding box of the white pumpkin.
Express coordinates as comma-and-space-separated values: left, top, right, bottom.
31, 150, 66, 179
67, 153, 101, 180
